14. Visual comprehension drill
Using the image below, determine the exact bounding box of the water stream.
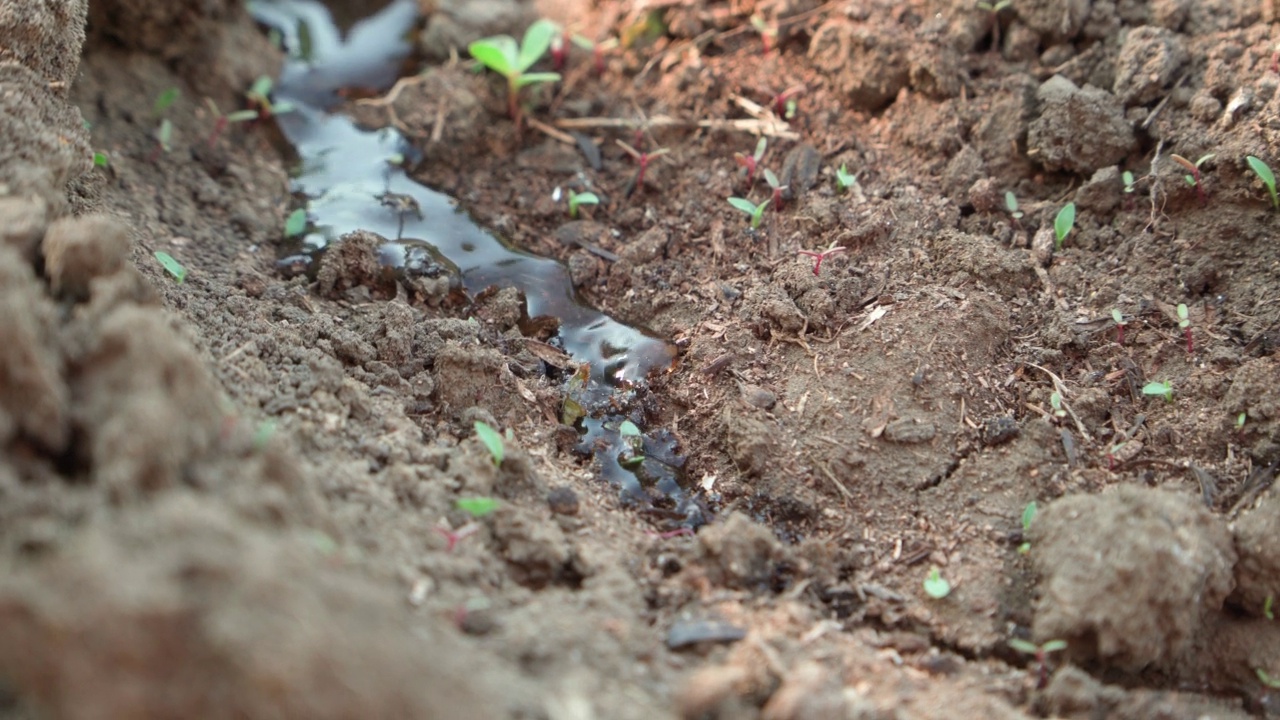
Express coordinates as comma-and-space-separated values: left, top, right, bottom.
247, 0, 698, 519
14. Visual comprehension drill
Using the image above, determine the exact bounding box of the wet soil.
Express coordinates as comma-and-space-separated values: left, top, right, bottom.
4, 0, 1280, 717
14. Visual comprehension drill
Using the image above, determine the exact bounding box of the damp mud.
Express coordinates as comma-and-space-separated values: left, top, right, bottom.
4, 0, 1280, 717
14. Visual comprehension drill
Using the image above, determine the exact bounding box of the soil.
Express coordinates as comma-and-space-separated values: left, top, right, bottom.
4, 0, 1280, 717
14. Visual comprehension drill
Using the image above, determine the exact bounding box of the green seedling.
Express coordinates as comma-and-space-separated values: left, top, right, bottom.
570, 34, 619, 75
1258, 668, 1280, 689
468, 19, 561, 125
1009, 638, 1067, 689
835, 164, 857, 194
1004, 191, 1024, 221
617, 139, 670, 198
92, 151, 109, 169
456, 497, 499, 518
763, 169, 788, 211
923, 567, 952, 599
1017, 501, 1036, 554
617, 419, 644, 466
1142, 380, 1173, 402
1177, 303, 1193, 354
1265, 595, 1274, 620
735, 137, 767, 188
1122, 170, 1137, 194
1237, 412, 1248, 431
1172, 153, 1213, 206
1111, 308, 1129, 345
1053, 202, 1076, 251
1246, 156, 1278, 210
284, 208, 308, 238
1048, 391, 1066, 419
566, 189, 599, 218
797, 242, 846, 276
153, 87, 180, 117
474, 420, 505, 465
750, 14, 779, 54
153, 250, 186, 283
728, 196, 769, 229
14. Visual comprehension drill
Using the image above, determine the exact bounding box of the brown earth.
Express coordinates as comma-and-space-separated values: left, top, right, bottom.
3, 0, 1280, 717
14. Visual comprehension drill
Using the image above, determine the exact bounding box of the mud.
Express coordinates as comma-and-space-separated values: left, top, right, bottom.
4, 0, 1280, 717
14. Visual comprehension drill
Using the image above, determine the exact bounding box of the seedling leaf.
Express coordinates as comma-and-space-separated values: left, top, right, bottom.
1177, 303, 1190, 328
515, 71, 562, 88
93, 152, 109, 168
835, 164, 856, 192
1258, 668, 1280, 689
923, 567, 951, 599
154, 87, 180, 116
518, 19, 559, 72
1054, 202, 1076, 249
1008, 638, 1039, 654
153, 251, 186, 283
727, 197, 759, 214
1041, 639, 1068, 653
618, 420, 642, 437
1246, 155, 1278, 209
469, 36, 518, 76
1265, 595, 1274, 620
457, 497, 499, 517
1142, 381, 1173, 402
1021, 501, 1037, 532
474, 420, 505, 465
284, 208, 308, 238
1111, 308, 1125, 324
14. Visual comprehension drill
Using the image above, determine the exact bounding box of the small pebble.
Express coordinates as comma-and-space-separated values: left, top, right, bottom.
547, 486, 580, 516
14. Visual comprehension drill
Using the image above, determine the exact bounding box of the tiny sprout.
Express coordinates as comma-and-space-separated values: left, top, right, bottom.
1237, 412, 1248, 430
617, 419, 644, 466
616, 140, 669, 198
244, 75, 296, 119
1004, 191, 1024, 220
1246, 156, 1278, 210
1177, 303, 1194, 354
976, 0, 1012, 49
976, 0, 1012, 11
1258, 668, 1280, 689
474, 420, 505, 465
835, 164, 857, 194
92, 151, 109, 169
570, 34, 619, 75
1142, 380, 1173, 402
1009, 637, 1067, 688
1048, 391, 1066, 418
797, 242, 846, 276
153, 87, 180, 116
456, 497, 499, 518
1265, 594, 1275, 620
1122, 170, 1137, 194
770, 85, 805, 118
153, 251, 187, 283
567, 189, 600, 218
750, 13, 778, 54
1053, 202, 1076, 251
1017, 501, 1036, 554
153, 117, 174, 159
468, 19, 562, 124
284, 208, 308, 238
1172, 153, 1213, 206
923, 567, 952, 599
1111, 308, 1128, 345
763, 169, 788, 211
727, 196, 769, 229
734, 137, 768, 188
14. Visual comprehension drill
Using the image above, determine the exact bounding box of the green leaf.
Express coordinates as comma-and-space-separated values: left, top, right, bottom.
153, 251, 187, 283
519, 19, 560, 72
1111, 308, 1125, 325
1258, 668, 1280, 689
457, 497, 499, 518
618, 420, 642, 436
156, 118, 173, 152
284, 208, 308, 238
474, 420, 505, 465
728, 197, 758, 215
1141, 381, 1173, 402
469, 36, 518, 77
248, 75, 274, 100
153, 87, 180, 116
93, 152, 109, 168
923, 567, 951, 599
1004, 191, 1018, 213
1177, 303, 1190, 328
1008, 638, 1038, 654
763, 169, 781, 188
1265, 594, 1274, 620
225, 109, 259, 123
1247, 155, 1275, 188
1054, 202, 1076, 246
1041, 639, 1068, 653
515, 71, 561, 88
1021, 501, 1037, 532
